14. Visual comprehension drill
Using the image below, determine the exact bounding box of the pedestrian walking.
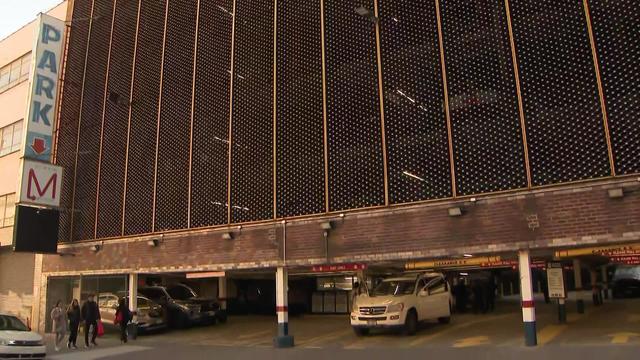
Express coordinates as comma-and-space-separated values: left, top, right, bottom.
114, 298, 133, 344
50, 300, 67, 351
81, 294, 101, 347
66, 299, 81, 349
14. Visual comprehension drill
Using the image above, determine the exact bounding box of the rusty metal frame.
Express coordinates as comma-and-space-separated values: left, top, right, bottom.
320, 0, 329, 213
583, 0, 616, 177
273, 0, 278, 219
69, 0, 96, 242
227, 0, 238, 224
504, 0, 532, 189
187, 0, 202, 228
151, 0, 171, 232
121, 0, 143, 235
434, 0, 457, 198
93, 0, 118, 238
373, 0, 389, 206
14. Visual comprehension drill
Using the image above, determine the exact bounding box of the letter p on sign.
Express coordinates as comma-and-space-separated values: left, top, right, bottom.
19, 160, 63, 207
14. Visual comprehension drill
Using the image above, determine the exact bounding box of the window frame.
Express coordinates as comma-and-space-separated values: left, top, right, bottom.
0, 120, 24, 157
0, 52, 31, 94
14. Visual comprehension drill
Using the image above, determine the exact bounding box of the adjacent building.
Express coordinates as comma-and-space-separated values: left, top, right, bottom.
0, 1, 69, 326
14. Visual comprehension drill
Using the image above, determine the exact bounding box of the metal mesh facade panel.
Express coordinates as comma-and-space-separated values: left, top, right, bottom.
230, 0, 274, 222
190, 0, 233, 228
72, 0, 114, 241
379, 0, 452, 203
510, 0, 610, 186
325, 0, 384, 211
55, 0, 92, 242
276, 0, 325, 218
96, 0, 139, 238
154, 0, 197, 231
441, 0, 526, 195
590, 0, 640, 175
124, 0, 167, 235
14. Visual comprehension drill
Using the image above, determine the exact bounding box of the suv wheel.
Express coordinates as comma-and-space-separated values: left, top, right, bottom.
403, 310, 418, 336
353, 327, 369, 336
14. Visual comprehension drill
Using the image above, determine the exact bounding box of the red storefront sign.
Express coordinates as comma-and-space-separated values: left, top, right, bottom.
609, 255, 640, 265
311, 263, 367, 272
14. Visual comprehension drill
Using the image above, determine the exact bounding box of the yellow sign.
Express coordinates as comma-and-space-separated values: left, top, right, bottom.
406, 256, 501, 270
554, 243, 640, 258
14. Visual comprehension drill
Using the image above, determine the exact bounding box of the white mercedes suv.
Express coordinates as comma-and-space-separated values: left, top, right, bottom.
350, 272, 451, 335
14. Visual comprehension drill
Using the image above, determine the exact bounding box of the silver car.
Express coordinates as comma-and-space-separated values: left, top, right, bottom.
98, 293, 166, 332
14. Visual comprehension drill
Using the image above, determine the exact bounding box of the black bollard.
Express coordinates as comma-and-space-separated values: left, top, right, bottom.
577, 299, 585, 314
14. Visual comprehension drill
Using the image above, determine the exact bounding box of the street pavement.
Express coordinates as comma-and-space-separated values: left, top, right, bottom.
46, 297, 640, 359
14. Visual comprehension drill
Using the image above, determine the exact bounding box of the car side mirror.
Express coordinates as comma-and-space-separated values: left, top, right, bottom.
418, 289, 428, 297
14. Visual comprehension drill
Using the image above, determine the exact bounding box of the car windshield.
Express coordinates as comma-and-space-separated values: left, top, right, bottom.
167, 285, 197, 300
139, 288, 167, 300
372, 280, 415, 296
0, 315, 28, 331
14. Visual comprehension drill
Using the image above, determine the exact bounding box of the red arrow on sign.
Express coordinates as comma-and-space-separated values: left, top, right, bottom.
31, 137, 47, 155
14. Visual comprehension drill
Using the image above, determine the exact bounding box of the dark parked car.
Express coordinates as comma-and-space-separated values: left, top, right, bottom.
139, 285, 224, 328
166, 284, 227, 323
612, 266, 640, 298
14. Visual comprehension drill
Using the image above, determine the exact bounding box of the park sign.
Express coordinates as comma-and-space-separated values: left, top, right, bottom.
22, 13, 65, 162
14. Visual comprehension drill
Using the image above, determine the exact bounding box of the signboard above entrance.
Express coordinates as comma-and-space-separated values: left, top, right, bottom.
405, 256, 501, 270
554, 243, 640, 258
22, 13, 65, 162
311, 263, 367, 272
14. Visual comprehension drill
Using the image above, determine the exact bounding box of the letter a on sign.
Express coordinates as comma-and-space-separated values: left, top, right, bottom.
19, 160, 63, 207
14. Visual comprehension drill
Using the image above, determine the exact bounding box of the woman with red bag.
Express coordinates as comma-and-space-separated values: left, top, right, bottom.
114, 298, 132, 344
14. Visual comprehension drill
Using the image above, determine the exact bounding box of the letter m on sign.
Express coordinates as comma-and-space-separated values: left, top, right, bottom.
27, 169, 57, 201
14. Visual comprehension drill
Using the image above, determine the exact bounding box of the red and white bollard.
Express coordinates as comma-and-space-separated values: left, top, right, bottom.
519, 250, 537, 346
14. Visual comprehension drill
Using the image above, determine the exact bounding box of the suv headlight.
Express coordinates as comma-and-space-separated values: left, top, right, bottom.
387, 303, 404, 313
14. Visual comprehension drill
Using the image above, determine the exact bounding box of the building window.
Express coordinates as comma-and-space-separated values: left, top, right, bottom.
0, 52, 31, 93
0, 120, 23, 156
0, 193, 16, 227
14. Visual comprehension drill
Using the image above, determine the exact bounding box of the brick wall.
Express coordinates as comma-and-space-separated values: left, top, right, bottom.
42, 178, 640, 274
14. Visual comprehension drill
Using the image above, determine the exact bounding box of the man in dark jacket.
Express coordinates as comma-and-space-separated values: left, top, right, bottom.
81, 294, 100, 347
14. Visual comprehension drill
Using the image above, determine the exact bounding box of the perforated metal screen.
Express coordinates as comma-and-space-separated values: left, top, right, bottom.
154, 0, 197, 232
589, 0, 640, 175
72, 0, 114, 241
230, 0, 275, 222
379, 0, 451, 204
55, 0, 92, 242
325, 0, 385, 211
442, 0, 526, 195
95, 0, 139, 238
190, 0, 233, 228
124, 0, 166, 236
276, 0, 325, 218
509, 0, 610, 186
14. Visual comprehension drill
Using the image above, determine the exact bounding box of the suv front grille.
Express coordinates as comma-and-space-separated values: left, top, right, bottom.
359, 306, 386, 315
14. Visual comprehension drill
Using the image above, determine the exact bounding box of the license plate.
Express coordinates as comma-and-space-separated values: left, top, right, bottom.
367, 320, 377, 326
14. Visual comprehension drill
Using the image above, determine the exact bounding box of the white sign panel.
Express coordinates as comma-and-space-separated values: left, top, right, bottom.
22, 13, 65, 162
547, 262, 566, 299
19, 160, 63, 207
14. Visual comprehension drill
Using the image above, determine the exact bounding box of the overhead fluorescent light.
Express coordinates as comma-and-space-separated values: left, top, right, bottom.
402, 171, 424, 182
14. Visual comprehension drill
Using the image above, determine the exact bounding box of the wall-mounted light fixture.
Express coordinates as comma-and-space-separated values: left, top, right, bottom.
90, 244, 101, 253
448, 207, 463, 217
222, 232, 234, 240
320, 221, 334, 231
147, 239, 159, 247
608, 188, 624, 199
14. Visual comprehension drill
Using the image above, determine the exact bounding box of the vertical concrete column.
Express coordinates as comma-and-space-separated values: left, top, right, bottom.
128, 273, 138, 316
218, 277, 228, 310
273, 267, 294, 348
519, 250, 537, 346
601, 266, 609, 300
573, 258, 583, 289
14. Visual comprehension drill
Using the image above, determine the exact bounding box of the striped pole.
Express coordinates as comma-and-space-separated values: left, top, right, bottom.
519, 250, 537, 346
218, 277, 227, 310
273, 267, 294, 348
